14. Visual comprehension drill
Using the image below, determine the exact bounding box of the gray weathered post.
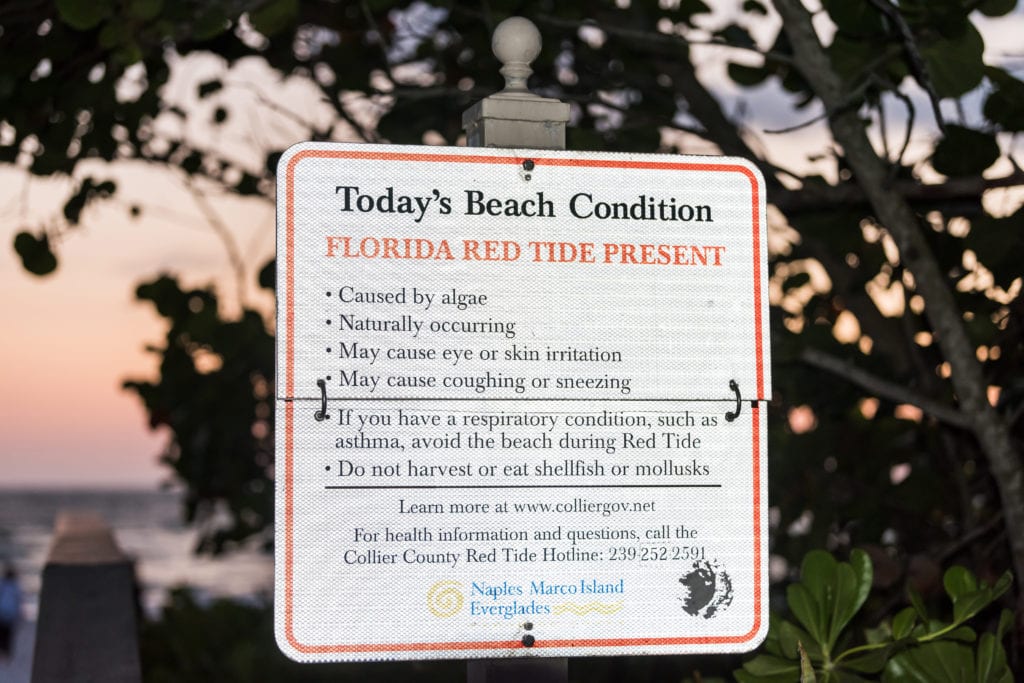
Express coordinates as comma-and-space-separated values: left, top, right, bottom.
31, 512, 142, 683
462, 16, 570, 683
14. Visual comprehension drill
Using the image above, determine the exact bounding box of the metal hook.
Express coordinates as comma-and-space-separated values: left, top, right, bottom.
725, 379, 742, 422
314, 379, 328, 421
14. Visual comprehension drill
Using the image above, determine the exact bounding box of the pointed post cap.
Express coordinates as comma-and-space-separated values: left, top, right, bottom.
492, 17, 542, 94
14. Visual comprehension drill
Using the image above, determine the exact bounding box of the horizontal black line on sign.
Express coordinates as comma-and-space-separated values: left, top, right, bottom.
324, 484, 723, 490
281, 397, 765, 403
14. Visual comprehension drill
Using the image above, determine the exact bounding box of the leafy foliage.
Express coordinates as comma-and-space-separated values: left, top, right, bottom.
2, 0, 1023, 671
140, 588, 466, 682
738, 552, 1014, 682
124, 272, 275, 553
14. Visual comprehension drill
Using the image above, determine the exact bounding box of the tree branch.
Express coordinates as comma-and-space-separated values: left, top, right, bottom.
771, 167, 1024, 214
185, 179, 248, 309
799, 347, 969, 428
533, 13, 796, 66
773, 0, 1024, 591
865, 0, 945, 132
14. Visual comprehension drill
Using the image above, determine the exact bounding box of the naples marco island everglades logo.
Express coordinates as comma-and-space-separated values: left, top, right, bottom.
427, 579, 625, 619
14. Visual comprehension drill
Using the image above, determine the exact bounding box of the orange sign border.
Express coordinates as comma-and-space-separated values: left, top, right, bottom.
280, 148, 766, 655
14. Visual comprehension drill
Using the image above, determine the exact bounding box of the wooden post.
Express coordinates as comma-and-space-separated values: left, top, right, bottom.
31, 512, 142, 683
461, 16, 569, 683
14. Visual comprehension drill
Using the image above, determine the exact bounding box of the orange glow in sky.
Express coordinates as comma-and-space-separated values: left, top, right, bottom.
1, 164, 274, 488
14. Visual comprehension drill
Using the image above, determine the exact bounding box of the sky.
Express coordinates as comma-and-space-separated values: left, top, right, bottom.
0, 164, 274, 487
1, 5, 1021, 489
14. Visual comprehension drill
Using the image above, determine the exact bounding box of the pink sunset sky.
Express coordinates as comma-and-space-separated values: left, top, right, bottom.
0, 163, 275, 487
1, 9, 1021, 490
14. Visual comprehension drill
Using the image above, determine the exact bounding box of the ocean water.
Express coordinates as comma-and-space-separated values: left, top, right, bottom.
0, 488, 273, 620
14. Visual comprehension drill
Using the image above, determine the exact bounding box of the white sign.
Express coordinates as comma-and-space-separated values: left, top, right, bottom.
275, 142, 770, 661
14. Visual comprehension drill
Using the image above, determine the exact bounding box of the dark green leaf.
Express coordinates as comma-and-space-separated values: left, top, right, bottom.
735, 670, 798, 683
942, 565, 978, 601
683, 0, 712, 16
249, 0, 298, 38
848, 549, 872, 618
128, 0, 164, 21
729, 62, 769, 87
995, 608, 1013, 640
976, 631, 1011, 683
742, 654, 801, 677
892, 607, 917, 640
193, 7, 230, 40
788, 583, 825, 647
802, 551, 837, 591
990, 572, 1012, 601
99, 21, 130, 49
13, 231, 58, 276
978, 0, 1016, 17
840, 646, 889, 674
777, 619, 811, 659
932, 125, 999, 177
908, 588, 928, 622
888, 640, 974, 683
920, 22, 985, 98
943, 626, 977, 643
983, 68, 1024, 132
717, 24, 756, 50
827, 562, 859, 648
834, 673, 873, 683
801, 551, 835, 633
823, 0, 885, 35
742, 0, 768, 15
952, 589, 995, 626
825, 34, 908, 88
114, 41, 144, 65
56, 0, 113, 30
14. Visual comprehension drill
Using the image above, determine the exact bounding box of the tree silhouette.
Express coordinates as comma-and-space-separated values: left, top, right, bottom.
3, 0, 1022, 668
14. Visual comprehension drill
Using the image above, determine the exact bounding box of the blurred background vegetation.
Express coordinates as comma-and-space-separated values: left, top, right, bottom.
2, 0, 1022, 679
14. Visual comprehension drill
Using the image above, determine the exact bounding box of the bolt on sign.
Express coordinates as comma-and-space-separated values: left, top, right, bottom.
275, 142, 770, 661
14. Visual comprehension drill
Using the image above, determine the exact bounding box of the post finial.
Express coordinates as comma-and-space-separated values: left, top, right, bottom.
462, 15, 569, 149
492, 17, 542, 94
